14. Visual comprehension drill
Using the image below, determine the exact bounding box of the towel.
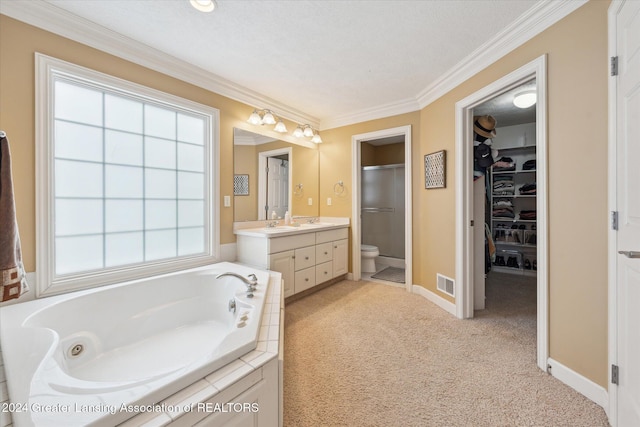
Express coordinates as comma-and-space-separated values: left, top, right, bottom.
1, 133, 29, 302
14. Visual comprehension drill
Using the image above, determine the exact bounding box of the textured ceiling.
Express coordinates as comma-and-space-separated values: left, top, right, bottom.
39, 0, 538, 126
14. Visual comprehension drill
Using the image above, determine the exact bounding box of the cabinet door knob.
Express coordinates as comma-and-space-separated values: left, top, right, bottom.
324, 251, 328, 255
305, 278, 309, 281
305, 256, 309, 260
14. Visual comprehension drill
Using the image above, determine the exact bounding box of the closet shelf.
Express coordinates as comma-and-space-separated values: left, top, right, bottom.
492, 169, 536, 174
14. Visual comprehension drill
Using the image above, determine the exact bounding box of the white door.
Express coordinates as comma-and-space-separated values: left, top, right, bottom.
615, 1, 640, 425
267, 157, 288, 218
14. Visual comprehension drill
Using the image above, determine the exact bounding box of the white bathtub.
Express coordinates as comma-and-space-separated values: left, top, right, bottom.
0, 262, 269, 426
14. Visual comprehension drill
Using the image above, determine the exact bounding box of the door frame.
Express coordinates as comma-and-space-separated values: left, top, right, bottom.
608, 1, 623, 424
454, 55, 549, 372
257, 147, 292, 220
351, 125, 413, 292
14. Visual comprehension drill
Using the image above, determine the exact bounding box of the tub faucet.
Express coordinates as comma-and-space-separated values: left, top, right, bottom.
216, 272, 258, 298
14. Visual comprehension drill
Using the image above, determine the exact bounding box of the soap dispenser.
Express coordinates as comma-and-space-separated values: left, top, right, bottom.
284, 211, 291, 225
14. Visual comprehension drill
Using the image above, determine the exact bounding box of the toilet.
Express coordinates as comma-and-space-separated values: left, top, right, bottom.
361, 244, 380, 273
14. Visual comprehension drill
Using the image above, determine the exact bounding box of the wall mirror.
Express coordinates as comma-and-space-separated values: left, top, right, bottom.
233, 128, 319, 221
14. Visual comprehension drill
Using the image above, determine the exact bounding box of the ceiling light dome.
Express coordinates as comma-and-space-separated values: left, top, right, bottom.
190, 0, 216, 12
513, 90, 537, 108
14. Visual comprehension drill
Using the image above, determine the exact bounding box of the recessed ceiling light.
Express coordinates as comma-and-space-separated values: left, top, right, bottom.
190, 0, 216, 13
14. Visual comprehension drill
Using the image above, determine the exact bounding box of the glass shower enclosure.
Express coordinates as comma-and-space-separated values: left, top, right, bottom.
361, 164, 405, 260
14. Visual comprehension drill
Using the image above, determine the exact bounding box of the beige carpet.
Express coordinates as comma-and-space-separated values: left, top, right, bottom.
283, 273, 609, 427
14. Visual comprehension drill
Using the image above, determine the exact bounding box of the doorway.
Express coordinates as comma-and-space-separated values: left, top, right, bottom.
473, 79, 537, 313
454, 55, 548, 371
351, 126, 412, 291
257, 147, 292, 220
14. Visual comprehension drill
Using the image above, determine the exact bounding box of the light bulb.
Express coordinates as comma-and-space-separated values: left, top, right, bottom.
293, 126, 304, 138
303, 126, 314, 138
248, 110, 262, 125
262, 110, 276, 125
311, 133, 322, 143
274, 120, 287, 133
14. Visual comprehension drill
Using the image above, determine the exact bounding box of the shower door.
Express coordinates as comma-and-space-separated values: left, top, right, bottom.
361, 165, 405, 259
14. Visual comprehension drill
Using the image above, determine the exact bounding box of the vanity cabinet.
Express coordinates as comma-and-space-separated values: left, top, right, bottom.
236, 226, 349, 298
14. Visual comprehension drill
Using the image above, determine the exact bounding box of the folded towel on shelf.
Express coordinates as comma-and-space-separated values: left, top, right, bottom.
1, 133, 30, 302
519, 182, 537, 195
519, 210, 537, 220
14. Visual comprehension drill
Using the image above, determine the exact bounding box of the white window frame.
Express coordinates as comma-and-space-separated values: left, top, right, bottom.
35, 53, 220, 297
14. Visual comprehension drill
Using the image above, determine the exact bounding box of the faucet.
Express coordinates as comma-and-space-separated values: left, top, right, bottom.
216, 272, 258, 298
307, 217, 318, 224
266, 220, 279, 228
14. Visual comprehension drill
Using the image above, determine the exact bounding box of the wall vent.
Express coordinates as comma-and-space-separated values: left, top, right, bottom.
436, 273, 455, 297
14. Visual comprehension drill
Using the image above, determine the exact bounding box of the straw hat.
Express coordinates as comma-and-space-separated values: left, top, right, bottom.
473, 115, 497, 138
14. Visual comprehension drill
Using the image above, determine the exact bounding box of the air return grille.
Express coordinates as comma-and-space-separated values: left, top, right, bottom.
437, 273, 455, 297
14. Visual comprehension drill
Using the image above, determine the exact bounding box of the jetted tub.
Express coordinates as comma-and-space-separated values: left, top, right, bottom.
0, 262, 269, 426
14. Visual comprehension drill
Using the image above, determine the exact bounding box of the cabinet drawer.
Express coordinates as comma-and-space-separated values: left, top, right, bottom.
294, 246, 315, 271
316, 227, 348, 244
316, 242, 333, 264
315, 261, 333, 284
295, 267, 316, 293
269, 233, 316, 254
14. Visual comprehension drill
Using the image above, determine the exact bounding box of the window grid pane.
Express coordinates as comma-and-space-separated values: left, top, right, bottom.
53, 77, 209, 276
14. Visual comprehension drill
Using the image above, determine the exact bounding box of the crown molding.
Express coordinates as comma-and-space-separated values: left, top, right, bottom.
2, 0, 586, 131
0, 0, 320, 128
414, 0, 588, 109
319, 97, 420, 131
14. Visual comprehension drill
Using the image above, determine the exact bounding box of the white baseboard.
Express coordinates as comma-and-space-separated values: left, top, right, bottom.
547, 358, 609, 415
411, 284, 457, 316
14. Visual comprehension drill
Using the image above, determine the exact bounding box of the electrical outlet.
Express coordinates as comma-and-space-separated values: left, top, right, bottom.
223, 195, 231, 207
308, 198, 313, 206
327, 197, 332, 206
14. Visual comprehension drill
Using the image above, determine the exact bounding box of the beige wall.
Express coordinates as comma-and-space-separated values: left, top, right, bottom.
233, 145, 258, 221
0, 0, 610, 389
361, 142, 405, 167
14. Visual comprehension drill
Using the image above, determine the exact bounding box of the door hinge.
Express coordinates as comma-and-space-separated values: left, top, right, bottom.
611, 56, 618, 76
612, 364, 619, 385
470, 220, 474, 227
612, 211, 619, 230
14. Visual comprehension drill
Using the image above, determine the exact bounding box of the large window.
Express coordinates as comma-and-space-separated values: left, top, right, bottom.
36, 54, 219, 296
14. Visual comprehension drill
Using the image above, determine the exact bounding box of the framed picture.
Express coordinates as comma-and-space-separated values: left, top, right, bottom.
234, 174, 249, 196
425, 150, 446, 189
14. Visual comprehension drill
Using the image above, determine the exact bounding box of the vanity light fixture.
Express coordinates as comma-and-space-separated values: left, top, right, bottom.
247, 110, 321, 141
513, 90, 537, 109
190, 0, 216, 13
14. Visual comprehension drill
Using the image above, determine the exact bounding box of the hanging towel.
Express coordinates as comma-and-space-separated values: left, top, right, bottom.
0, 132, 29, 302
